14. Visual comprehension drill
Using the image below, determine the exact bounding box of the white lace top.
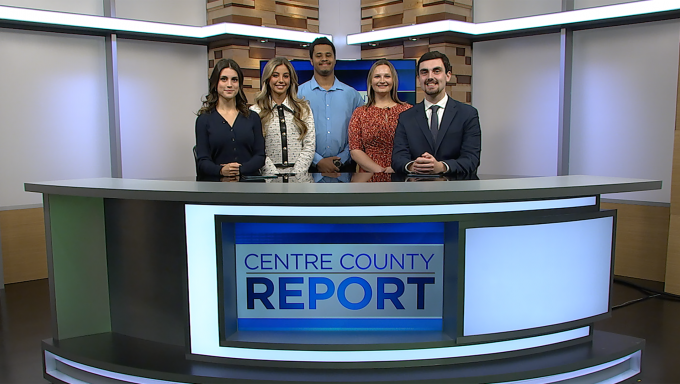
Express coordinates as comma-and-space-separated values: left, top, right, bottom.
250, 98, 315, 175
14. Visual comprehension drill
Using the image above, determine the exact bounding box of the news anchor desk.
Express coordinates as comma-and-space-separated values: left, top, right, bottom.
25, 175, 660, 384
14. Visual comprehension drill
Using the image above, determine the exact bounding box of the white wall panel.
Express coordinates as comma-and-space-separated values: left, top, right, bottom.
0, 29, 110, 208
319, 0, 361, 59
0, 0, 102, 15
473, 0, 561, 23
472, 33, 562, 177
117, 39, 207, 179
570, 21, 679, 203
574, 0, 643, 9
115, 0, 206, 26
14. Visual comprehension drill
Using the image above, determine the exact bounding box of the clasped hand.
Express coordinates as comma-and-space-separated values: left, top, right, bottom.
220, 162, 241, 177
410, 152, 446, 174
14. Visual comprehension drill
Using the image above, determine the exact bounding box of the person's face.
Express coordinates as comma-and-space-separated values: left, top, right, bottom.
268, 64, 291, 99
216, 67, 239, 101
418, 58, 451, 98
311, 44, 335, 76
371, 64, 393, 95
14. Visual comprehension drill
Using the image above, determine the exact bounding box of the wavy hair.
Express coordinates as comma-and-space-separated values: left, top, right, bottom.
197, 58, 250, 117
365, 59, 403, 107
254, 57, 310, 140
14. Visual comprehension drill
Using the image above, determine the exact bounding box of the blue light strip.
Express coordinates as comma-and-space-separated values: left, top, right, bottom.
347, 0, 680, 44
0, 5, 330, 43
238, 318, 442, 331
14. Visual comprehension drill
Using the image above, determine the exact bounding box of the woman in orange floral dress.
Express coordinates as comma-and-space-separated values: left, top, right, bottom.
348, 59, 412, 181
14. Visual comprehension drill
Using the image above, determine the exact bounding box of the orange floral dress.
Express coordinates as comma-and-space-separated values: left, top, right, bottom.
348, 103, 412, 173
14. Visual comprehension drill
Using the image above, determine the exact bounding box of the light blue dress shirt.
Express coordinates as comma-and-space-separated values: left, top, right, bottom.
298, 76, 364, 165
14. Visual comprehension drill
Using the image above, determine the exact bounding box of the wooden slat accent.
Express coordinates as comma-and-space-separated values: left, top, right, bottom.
360, 45, 404, 59
372, 14, 403, 29
213, 14, 262, 26
276, 3, 319, 17
362, 2, 405, 18
0, 208, 47, 284
416, 12, 466, 23
601, 202, 669, 282
362, 0, 403, 9
225, 0, 256, 7
254, 0, 277, 12
404, 45, 429, 59
275, 47, 309, 59
665, 62, 680, 293
249, 47, 276, 59
276, 14, 307, 29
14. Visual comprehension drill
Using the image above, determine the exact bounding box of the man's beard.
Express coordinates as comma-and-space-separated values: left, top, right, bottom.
315, 67, 332, 76
424, 81, 441, 95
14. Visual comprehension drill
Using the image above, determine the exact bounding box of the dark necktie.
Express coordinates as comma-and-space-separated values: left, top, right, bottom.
429, 105, 440, 141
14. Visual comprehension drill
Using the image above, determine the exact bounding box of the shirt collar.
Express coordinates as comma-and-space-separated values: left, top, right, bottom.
423, 94, 448, 111
310, 75, 341, 91
272, 97, 294, 113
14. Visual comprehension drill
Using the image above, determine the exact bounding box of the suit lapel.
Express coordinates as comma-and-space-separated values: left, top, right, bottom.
414, 102, 435, 150
435, 97, 458, 153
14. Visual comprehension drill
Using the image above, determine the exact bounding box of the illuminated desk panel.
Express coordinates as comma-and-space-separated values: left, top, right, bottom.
26, 175, 658, 383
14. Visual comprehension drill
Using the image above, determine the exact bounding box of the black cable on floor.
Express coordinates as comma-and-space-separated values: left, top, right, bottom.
611, 278, 680, 310
613, 277, 680, 300
611, 294, 660, 310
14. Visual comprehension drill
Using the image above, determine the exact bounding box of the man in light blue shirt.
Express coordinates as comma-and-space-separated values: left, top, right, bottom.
298, 37, 364, 173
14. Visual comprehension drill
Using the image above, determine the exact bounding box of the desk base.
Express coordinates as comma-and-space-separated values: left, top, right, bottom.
43, 330, 642, 383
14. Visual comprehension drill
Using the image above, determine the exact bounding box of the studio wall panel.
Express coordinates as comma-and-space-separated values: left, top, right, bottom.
115, 0, 206, 26
473, 0, 561, 23
570, 20, 680, 203
472, 33, 561, 177
574, 0, 644, 9
117, 39, 207, 179
0, 0, 103, 15
0, 29, 110, 208
320, 0, 360, 60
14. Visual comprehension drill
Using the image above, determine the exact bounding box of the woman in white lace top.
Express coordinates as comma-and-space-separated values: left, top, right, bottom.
250, 57, 315, 175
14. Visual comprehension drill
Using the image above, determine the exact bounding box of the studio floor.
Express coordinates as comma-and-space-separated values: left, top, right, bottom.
0, 277, 678, 384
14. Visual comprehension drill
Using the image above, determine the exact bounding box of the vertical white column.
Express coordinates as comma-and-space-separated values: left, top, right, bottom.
318, 0, 361, 60
557, 0, 574, 175
104, 0, 122, 178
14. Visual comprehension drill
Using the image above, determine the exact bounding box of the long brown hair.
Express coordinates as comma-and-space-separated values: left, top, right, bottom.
254, 57, 310, 140
365, 59, 403, 107
197, 58, 250, 116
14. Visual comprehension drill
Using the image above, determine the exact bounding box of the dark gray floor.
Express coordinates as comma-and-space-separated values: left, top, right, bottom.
0, 278, 678, 384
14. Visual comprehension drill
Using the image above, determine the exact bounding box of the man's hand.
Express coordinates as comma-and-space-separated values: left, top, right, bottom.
411, 153, 446, 174
316, 156, 340, 173
220, 162, 241, 177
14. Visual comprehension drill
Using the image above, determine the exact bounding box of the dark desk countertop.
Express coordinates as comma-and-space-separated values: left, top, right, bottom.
25, 175, 661, 206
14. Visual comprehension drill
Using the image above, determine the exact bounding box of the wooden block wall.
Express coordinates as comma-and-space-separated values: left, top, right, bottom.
361, 37, 472, 104
601, 202, 669, 282
206, 0, 318, 103
207, 0, 319, 32
361, 0, 472, 32
360, 1, 473, 104
665, 101, 680, 293
0, 208, 48, 284
207, 39, 309, 104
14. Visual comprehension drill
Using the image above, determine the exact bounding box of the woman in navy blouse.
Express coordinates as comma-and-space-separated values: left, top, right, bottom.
195, 58, 265, 179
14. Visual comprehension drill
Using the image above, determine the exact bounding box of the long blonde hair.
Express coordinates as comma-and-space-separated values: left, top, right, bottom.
254, 57, 310, 140
366, 59, 404, 107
